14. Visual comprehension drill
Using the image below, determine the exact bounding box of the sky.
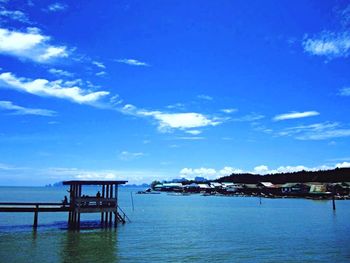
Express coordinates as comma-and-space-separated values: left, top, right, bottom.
1, 0, 350, 186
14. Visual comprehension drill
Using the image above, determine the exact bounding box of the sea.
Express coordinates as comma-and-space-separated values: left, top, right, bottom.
0, 186, 349, 263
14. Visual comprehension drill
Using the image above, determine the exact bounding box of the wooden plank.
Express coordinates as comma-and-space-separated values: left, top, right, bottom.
0, 202, 65, 206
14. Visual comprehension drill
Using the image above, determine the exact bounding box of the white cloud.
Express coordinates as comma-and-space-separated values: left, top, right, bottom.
122, 104, 223, 133
219, 166, 243, 175
39, 46, 67, 60
0, 72, 109, 105
0, 27, 68, 62
115, 58, 149, 66
303, 31, 350, 59
278, 122, 350, 140
180, 162, 350, 180
253, 165, 269, 174
47, 2, 67, 12
180, 167, 217, 179
336, 162, 350, 168
118, 151, 144, 161
96, 71, 106, 76
197, 94, 213, 101
48, 68, 73, 77
92, 61, 106, 69
142, 111, 221, 132
221, 108, 237, 114
179, 166, 244, 180
185, 130, 202, 135
0, 100, 56, 116
338, 87, 350, 96
273, 111, 320, 121
0, 9, 30, 23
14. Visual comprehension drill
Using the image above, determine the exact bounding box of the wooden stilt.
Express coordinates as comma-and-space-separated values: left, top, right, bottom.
105, 185, 109, 226
109, 185, 113, 226
101, 185, 105, 225
114, 184, 118, 227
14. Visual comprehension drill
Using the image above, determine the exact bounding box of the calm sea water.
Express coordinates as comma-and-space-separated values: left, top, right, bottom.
0, 186, 349, 262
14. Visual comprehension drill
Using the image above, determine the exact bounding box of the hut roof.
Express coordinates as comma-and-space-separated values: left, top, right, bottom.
63, 180, 128, 185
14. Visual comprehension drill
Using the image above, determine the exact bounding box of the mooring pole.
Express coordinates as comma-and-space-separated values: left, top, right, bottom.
33, 204, 39, 229
332, 186, 336, 211
130, 192, 134, 211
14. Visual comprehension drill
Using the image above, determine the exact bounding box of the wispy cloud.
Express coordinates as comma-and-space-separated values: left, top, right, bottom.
0, 27, 68, 63
233, 113, 265, 122
197, 94, 213, 101
0, 72, 109, 105
176, 136, 205, 140
115, 58, 149, 66
221, 108, 237, 114
166, 103, 185, 110
273, 111, 320, 121
278, 122, 350, 140
118, 151, 144, 161
302, 5, 350, 60
96, 71, 106, 76
185, 130, 202, 135
48, 68, 73, 77
303, 31, 350, 59
338, 87, 350, 96
92, 61, 106, 69
0, 9, 30, 23
0, 100, 56, 116
46, 2, 67, 12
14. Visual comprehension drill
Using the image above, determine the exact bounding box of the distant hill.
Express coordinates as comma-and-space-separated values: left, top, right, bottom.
217, 167, 350, 184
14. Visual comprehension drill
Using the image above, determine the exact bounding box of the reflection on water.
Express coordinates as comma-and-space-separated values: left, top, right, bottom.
61, 229, 118, 263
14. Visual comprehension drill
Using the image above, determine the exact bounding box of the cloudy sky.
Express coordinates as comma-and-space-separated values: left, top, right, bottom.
1, 0, 350, 185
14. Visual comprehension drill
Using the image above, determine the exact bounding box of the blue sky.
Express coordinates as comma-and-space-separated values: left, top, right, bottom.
1, 0, 350, 185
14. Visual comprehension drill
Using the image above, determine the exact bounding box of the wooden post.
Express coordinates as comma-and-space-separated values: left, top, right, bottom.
77, 184, 82, 229
68, 184, 72, 225
105, 185, 109, 226
332, 186, 336, 211
114, 184, 117, 227
101, 185, 105, 225
109, 185, 113, 226
33, 204, 39, 229
130, 191, 134, 211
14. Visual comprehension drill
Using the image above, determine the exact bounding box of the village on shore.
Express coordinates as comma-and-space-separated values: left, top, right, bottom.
142, 168, 350, 200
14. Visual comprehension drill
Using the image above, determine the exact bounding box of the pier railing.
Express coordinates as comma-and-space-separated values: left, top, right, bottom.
0, 202, 70, 228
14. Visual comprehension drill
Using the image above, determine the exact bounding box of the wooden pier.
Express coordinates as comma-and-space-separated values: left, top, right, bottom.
0, 180, 128, 230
